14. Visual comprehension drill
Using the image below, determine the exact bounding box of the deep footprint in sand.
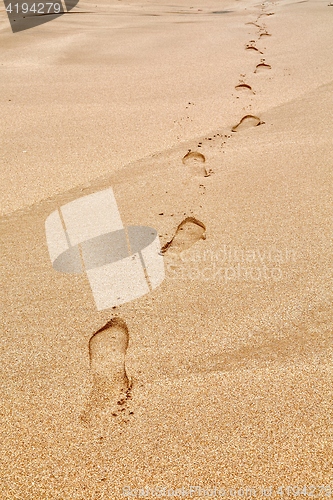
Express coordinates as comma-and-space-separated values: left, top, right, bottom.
81, 318, 130, 424
255, 62, 272, 73
182, 151, 208, 176
232, 115, 263, 132
246, 44, 263, 54
161, 217, 206, 254
235, 83, 254, 93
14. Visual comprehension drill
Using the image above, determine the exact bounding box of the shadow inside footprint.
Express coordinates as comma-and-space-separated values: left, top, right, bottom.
246, 45, 263, 54
182, 151, 207, 176
245, 21, 261, 27
235, 83, 253, 93
255, 62, 272, 73
81, 318, 130, 424
232, 115, 263, 132
161, 217, 206, 255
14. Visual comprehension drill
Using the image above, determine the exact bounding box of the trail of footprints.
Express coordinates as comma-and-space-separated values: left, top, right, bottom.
233, 3, 274, 128
82, 218, 207, 426
81, 2, 276, 428
181, 2, 275, 180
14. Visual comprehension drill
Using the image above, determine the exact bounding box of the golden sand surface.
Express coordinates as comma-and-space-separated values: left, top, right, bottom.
1, 0, 332, 498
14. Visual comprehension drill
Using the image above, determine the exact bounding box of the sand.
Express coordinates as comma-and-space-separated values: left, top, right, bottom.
1, 0, 332, 498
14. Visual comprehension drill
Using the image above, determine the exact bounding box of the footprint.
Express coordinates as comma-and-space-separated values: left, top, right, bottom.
81, 318, 131, 425
182, 151, 208, 176
246, 44, 263, 54
235, 83, 254, 93
259, 32, 271, 37
245, 21, 261, 27
232, 115, 263, 132
161, 217, 206, 254
254, 62, 271, 73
